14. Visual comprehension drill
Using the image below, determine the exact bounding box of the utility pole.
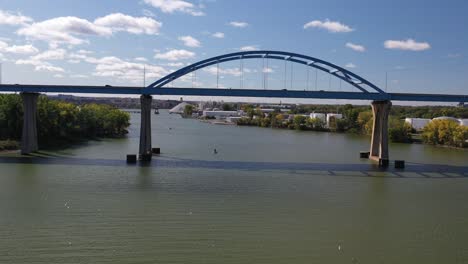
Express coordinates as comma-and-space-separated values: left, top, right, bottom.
385, 71, 388, 92
143, 65, 146, 87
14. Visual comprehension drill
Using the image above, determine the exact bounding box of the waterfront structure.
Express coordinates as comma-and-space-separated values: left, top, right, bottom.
405, 117, 467, 130
226, 116, 243, 123
405, 118, 432, 131
326, 113, 343, 127
258, 108, 288, 113
310, 113, 326, 123
1, 50, 467, 163
169, 102, 191, 114
203, 110, 239, 119
433, 116, 460, 123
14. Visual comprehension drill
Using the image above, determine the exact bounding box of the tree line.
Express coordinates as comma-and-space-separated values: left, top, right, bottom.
236, 104, 467, 148
0, 94, 130, 149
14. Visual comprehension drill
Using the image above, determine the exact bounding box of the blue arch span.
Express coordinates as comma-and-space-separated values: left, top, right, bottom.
145, 50, 385, 94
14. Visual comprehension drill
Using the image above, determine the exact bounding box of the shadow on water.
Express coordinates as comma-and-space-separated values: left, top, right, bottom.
0, 153, 467, 179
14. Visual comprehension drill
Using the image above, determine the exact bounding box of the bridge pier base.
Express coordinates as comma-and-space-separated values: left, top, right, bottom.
21, 92, 39, 155
369, 100, 392, 162
139, 95, 152, 158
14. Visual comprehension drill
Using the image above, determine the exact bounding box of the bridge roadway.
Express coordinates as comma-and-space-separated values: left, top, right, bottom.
0, 84, 467, 102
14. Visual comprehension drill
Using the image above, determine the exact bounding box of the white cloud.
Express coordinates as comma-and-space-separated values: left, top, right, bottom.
345, 42, 365, 52
17, 13, 161, 46
240, 45, 259, 51
142, 9, 156, 17
70, 74, 88, 78
35, 65, 65, 72
17, 16, 112, 46
212, 32, 225, 38
304, 19, 354, 33
384, 39, 430, 51
16, 59, 42, 67
53, 74, 64, 78
203, 66, 252, 77
0, 40, 39, 54
447, 53, 462, 58
178, 35, 201, 48
94, 13, 161, 35
15, 47, 69, 73
345, 63, 356, 68
3, 44, 39, 54
167, 62, 185, 67
91, 55, 169, 83
16, 59, 65, 73
84, 56, 122, 65
229, 21, 249, 28
154, 49, 195, 61
78, 49, 93, 54
0, 10, 33, 26
32, 49, 66, 60
143, 0, 205, 16
134, 57, 148, 62
262, 67, 274, 73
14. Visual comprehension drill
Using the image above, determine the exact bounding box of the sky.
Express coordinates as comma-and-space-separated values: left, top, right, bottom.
0, 0, 467, 103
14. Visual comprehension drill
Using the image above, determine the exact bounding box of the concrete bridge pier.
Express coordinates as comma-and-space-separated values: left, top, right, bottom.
139, 95, 152, 158
21, 92, 40, 155
369, 100, 392, 163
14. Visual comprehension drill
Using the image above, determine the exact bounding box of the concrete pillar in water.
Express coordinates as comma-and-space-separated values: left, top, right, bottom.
369, 100, 392, 161
21, 92, 39, 155
139, 95, 152, 156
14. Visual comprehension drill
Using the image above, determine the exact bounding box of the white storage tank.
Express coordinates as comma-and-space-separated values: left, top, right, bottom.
458, 119, 468, 126
310, 113, 326, 122
433, 116, 460, 123
405, 118, 431, 131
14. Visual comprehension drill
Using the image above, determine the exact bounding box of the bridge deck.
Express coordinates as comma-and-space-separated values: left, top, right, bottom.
0, 84, 466, 103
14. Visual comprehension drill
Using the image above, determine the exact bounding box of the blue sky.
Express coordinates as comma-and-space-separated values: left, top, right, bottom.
0, 0, 467, 100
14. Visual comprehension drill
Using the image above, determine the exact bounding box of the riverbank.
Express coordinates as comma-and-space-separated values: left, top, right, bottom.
0, 140, 19, 152
0, 94, 131, 151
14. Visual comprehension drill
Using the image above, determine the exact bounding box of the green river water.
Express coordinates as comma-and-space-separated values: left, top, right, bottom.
0, 110, 467, 263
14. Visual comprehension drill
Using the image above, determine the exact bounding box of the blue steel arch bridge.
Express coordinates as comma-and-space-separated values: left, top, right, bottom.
1, 50, 467, 164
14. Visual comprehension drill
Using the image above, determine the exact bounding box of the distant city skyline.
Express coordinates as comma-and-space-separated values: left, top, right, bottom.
0, 0, 466, 103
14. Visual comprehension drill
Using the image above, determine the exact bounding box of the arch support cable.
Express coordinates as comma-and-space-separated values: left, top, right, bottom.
146, 50, 386, 95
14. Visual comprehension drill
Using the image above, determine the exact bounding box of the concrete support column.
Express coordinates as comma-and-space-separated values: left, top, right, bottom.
369, 104, 381, 157
139, 95, 152, 156
21, 92, 39, 155
369, 100, 392, 161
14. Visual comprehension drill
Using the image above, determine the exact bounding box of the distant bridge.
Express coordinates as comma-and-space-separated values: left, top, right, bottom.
1, 50, 467, 165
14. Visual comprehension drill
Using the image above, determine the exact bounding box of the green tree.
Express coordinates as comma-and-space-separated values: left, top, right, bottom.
293, 115, 307, 130
357, 111, 373, 135
422, 119, 466, 147
306, 117, 325, 131
183, 104, 194, 117
388, 117, 412, 143
0, 94, 23, 139
0, 95, 130, 147
453, 126, 468, 148
222, 103, 234, 111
